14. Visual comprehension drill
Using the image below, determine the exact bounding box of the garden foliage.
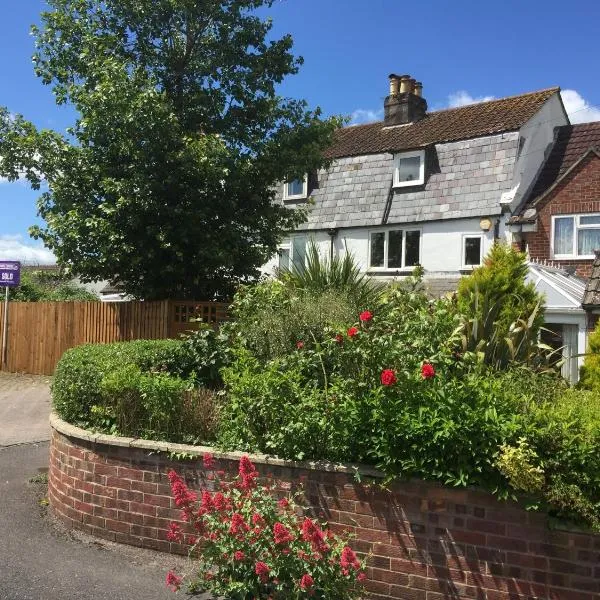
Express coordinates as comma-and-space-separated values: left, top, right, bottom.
53, 246, 600, 530
165, 454, 365, 599
52, 339, 220, 444
9, 269, 98, 302
457, 243, 548, 369
579, 319, 600, 390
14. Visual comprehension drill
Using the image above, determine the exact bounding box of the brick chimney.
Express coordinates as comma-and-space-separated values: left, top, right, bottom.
384, 74, 427, 126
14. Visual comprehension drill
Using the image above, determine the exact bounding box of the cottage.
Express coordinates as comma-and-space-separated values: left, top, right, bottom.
265, 74, 568, 298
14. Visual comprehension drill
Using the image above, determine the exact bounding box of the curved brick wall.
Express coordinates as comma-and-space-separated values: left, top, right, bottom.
49, 414, 600, 600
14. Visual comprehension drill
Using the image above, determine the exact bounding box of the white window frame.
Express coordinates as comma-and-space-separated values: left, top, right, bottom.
277, 234, 308, 270
367, 227, 422, 271
462, 234, 484, 269
551, 214, 600, 259
393, 149, 425, 188
283, 175, 308, 201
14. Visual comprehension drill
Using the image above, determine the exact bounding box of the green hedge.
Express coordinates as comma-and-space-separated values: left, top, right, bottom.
52, 339, 220, 444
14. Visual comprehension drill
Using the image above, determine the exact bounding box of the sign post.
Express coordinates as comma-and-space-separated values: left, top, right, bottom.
0, 261, 21, 368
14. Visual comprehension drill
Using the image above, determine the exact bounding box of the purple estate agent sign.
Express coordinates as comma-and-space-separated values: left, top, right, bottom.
0, 261, 21, 287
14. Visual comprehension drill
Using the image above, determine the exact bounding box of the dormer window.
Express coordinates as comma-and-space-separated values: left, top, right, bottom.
393, 149, 425, 188
283, 176, 308, 201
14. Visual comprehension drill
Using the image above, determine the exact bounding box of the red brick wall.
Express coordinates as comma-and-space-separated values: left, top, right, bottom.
48, 427, 600, 600
523, 153, 600, 278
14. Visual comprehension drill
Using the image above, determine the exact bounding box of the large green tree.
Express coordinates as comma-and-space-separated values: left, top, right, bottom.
0, 0, 340, 299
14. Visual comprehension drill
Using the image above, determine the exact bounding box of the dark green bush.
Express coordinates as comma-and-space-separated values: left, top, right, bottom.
52, 339, 220, 444
178, 325, 231, 387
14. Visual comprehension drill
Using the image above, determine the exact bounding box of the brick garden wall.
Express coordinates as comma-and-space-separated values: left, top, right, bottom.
48, 416, 600, 600
523, 153, 600, 278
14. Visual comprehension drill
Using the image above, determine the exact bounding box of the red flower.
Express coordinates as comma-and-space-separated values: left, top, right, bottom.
166, 571, 182, 592
347, 326, 358, 338
234, 550, 245, 561
357, 571, 367, 582
296, 341, 304, 349
421, 363, 435, 379
167, 470, 197, 520
380, 369, 397, 386
300, 573, 315, 590
213, 491, 227, 511
273, 522, 294, 545
229, 512, 249, 535
255, 561, 270, 583
278, 497, 289, 509
239, 455, 259, 491
340, 546, 360, 570
335, 333, 344, 344
301, 517, 329, 553
203, 452, 216, 469
359, 310, 373, 322
166, 522, 183, 543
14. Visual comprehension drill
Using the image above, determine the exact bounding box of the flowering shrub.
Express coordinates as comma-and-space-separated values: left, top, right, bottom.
165, 455, 366, 599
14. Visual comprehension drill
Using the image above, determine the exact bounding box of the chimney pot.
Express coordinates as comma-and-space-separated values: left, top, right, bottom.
399, 76, 412, 94
414, 82, 423, 97
388, 74, 399, 96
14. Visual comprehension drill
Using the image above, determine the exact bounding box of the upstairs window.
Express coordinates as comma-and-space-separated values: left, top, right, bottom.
393, 150, 425, 188
369, 228, 421, 270
552, 215, 600, 258
283, 176, 308, 201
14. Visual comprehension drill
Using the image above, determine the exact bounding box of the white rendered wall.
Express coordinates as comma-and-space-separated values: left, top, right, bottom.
510, 94, 569, 212
264, 218, 495, 278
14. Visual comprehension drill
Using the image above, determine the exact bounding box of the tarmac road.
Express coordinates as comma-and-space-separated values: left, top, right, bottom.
0, 374, 208, 600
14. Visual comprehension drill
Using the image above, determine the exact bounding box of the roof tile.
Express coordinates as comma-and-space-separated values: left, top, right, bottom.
324, 88, 559, 159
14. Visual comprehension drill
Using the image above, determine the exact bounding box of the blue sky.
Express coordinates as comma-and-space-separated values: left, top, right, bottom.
2, 0, 600, 263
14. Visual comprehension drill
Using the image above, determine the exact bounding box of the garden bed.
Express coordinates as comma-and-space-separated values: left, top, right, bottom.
49, 412, 600, 600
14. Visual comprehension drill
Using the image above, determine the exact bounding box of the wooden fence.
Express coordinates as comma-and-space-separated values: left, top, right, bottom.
0, 300, 229, 376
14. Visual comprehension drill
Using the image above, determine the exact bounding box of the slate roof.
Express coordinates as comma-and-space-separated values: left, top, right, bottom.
324, 88, 560, 159
511, 122, 600, 223
583, 250, 600, 307
292, 132, 519, 230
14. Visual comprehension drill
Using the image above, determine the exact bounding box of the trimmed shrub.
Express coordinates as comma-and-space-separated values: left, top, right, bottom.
52, 339, 220, 444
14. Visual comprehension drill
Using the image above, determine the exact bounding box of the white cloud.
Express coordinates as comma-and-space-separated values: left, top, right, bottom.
0, 235, 55, 265
447, 91, 496, 108
349, 108, 383, 125
560, 89, 600, 124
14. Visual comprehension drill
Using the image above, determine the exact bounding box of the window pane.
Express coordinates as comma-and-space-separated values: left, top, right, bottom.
388, 230, 403, 268
292, 236, 307, 271
370, 232, 385, 267
464, 237, 481, 266
397, 156, 421, 182
578, 229, 600, 256
278, 248, 290, 271
405, 231, 421, 266
287, 179, 305, 197
554, 217, 574, 255
580, 215, 600, 225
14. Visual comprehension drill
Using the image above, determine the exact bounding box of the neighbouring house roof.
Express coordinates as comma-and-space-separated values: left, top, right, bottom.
527, 261, 586, 310
583, 250, 600, 308
100, 282, 125, 295
292, 132, 519, 230
324, 88, 560, 159
510, 122, 600, 224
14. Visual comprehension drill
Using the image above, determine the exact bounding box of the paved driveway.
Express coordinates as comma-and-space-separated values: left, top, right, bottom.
0, 373, 208, 599
0, 373, 51, 447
